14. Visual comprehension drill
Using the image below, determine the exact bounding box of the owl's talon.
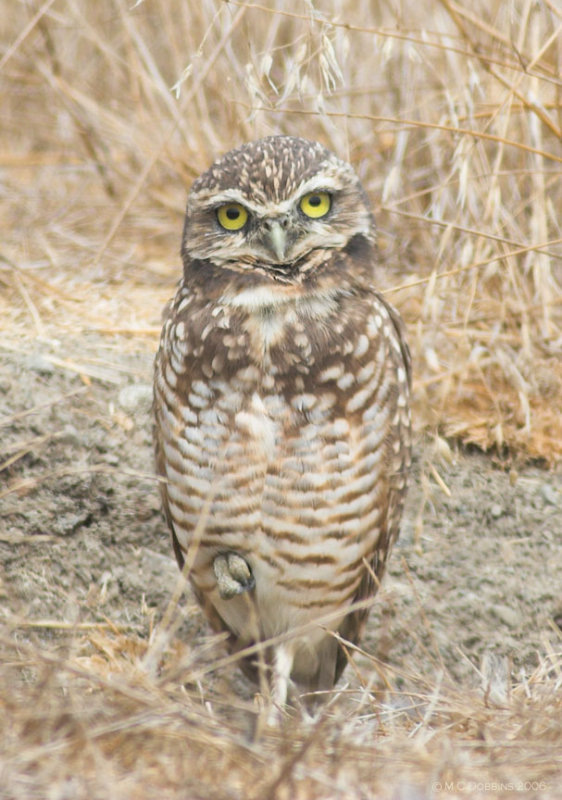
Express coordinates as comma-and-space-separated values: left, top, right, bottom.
213, 552, 255, 599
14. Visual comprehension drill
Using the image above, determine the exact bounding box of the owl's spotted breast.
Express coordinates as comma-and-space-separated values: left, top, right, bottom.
153, 135, 411, 713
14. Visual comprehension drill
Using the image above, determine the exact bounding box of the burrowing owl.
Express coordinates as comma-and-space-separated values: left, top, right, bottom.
153, 136, 411, 713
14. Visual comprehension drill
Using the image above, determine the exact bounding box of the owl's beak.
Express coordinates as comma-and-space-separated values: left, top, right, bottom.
264, 219, 288, 262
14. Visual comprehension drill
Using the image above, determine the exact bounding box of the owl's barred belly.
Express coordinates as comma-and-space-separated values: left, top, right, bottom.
165, 385, 387, 643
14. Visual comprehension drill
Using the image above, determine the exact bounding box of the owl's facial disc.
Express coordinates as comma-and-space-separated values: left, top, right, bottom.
209, 191, 341, 270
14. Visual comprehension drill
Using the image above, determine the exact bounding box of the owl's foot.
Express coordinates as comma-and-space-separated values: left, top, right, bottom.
213, 552, 255, 599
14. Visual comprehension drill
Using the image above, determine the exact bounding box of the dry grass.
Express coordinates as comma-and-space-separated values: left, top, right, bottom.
1, 607, 561, 798
1, 0, 562, 797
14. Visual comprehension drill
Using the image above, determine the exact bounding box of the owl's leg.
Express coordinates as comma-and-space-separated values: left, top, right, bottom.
213, 552, 255, 599
267, 642, 296, 725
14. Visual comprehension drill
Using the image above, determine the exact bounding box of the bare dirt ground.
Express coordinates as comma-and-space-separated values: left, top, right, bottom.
1, 331, 561, 798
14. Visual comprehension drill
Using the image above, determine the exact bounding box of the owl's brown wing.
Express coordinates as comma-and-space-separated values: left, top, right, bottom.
384, 290, 412, 388
333, 290, 412, 685
153, 293, 187, 573
153, 417, 192, 575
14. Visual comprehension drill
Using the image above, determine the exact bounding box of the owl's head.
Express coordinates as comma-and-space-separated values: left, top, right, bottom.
182, 136, 374, 288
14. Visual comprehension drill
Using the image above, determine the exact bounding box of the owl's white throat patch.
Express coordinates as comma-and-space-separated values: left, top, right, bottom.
221, 284, 296, 312
221, 285, 341, 353
220, 284, 341, 314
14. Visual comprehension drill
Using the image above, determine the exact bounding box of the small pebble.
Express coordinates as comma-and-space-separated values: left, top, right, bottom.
118, 383, 153, 415
58, 425, 81, 447
490, 503, 504, 519
492, 604, 520, 628
26, 354, 55, 375
540, 483, 559, 507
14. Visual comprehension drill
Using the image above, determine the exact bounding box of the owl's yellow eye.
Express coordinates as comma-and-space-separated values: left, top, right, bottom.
299, 191, 331, 219
216, 203, 248, 231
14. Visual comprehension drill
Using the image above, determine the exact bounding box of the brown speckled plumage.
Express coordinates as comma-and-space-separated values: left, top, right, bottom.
153, 136, 411, 714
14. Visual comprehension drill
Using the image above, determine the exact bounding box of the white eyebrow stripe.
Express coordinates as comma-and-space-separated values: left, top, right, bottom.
201, 190, 268, 213
296, 174, 348, 197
